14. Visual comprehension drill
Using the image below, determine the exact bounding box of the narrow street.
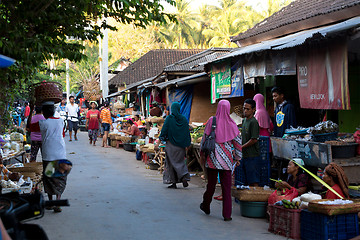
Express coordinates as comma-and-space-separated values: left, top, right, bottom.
34, 132, 285, 240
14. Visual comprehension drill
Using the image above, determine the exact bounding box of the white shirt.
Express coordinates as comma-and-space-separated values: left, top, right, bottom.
65, 103, 79, 121
39, 118, 66, 161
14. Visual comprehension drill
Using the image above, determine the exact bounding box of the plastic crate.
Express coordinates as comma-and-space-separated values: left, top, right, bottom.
301, 210, 359, 240
235, 136, 270, 186
268, 205, 301, 240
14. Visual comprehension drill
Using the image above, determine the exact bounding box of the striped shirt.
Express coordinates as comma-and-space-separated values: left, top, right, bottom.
205, 134, 242, 171
100, 108, 112, 124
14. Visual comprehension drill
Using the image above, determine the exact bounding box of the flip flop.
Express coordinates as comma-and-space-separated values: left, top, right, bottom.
69, 139, 72, 142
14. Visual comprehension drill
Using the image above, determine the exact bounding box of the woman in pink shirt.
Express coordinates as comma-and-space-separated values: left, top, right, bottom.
30, 106, 45, 162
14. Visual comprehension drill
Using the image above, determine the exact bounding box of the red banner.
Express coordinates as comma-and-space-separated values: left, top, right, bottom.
297, 42, 350, 110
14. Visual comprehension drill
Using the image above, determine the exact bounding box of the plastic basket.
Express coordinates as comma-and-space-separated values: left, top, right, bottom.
312, 132, 338, 142
268, 205, 301, 240
301, 210, 359, 240
235, 136, 270, 186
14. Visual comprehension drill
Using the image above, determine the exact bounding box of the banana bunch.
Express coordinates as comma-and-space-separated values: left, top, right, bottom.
282, 199, 300, 209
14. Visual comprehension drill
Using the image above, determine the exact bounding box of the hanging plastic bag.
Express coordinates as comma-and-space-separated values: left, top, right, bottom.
268, 187, 299, 205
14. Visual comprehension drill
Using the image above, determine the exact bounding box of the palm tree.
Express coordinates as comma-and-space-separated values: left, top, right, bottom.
203, 0, 252, 48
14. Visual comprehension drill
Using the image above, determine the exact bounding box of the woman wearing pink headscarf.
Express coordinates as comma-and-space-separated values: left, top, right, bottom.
253, 94, 273, 137
200, 100, 242, 221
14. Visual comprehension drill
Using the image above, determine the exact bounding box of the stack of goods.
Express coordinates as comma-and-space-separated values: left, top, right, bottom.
1, 131, 26, 160
308, 121, 339, 142
83, 79, 101, 101
30, 81, 62, 105
284, 126, 311, 140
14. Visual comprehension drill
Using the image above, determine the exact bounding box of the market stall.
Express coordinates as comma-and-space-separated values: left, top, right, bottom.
271, 121, 360, 184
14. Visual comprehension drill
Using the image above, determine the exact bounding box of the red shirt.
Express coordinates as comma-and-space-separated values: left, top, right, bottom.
24, 106, 30, 117
326, 184, 345, 199
130, 125, 141, 136
86, 110, 101, 130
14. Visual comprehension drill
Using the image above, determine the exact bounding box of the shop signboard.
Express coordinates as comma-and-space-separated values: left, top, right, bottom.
211, 61, 231, 103
297, 41, 350, 110
221, 64, 244, 99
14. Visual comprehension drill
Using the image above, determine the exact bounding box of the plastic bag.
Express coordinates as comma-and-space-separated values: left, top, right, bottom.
268, 187, 299, 205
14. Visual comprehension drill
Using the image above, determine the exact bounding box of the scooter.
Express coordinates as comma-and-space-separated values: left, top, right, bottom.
59, 110, 68, 133
0, 160, 72, 240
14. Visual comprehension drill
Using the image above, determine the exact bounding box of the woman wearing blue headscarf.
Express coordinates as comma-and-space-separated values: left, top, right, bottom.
158, 102, 191, 189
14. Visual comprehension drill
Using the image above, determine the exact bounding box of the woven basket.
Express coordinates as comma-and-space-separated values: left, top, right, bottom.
31, 81, 63, 105
231, 187, 274, 202
150, 117, 165, 123
121, 136, 132, 143
308, 199, 360, 216
115, 135, 123, 141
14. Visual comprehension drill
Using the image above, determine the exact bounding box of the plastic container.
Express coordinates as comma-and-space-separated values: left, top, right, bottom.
239, 201, 267, 218
312, 132, 338, 142
135, 150, 142, 160
235, 136, 270, 186
331, 143, 358, 158
123, 143, 134, 152
301, 209, 359, 240
268, 205, 301, 240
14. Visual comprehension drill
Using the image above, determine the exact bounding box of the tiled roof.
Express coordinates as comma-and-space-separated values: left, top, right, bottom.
164, 48, 232, 73
231, 0, 360, 44
109, 49, 203, 87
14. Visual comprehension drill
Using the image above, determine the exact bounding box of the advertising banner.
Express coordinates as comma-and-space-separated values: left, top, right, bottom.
221, 62, 244, 99
211, 61, 231, 103
297, 41, 350, 110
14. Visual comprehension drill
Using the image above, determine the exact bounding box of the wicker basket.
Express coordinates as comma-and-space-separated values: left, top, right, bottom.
31, 81, 63, 105
231, 187, 274, 202
150, 117, 165, 123
308, 199, 360, 216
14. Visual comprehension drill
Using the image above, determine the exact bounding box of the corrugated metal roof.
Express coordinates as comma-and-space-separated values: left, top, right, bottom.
155, 72, 208, 89
163, 48, 232, 72
205, 16, 360, 64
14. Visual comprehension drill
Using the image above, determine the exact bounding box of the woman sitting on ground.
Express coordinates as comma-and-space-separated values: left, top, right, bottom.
322, 162, 349, 199
275, 158, 311, 195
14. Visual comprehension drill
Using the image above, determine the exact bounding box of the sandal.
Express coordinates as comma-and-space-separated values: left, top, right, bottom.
53, 206, 62, 213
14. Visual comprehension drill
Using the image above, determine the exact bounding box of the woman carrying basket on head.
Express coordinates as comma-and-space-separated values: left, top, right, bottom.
200, 100, 242, 221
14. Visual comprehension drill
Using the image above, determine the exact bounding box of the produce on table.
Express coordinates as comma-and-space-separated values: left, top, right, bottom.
308, 120, 339, 135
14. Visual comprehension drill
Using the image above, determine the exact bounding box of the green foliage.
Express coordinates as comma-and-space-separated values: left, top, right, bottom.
0, 0, 175, 133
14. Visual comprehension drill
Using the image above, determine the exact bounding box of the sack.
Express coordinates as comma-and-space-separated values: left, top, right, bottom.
268, 187, 299, 205
200, 117, 216, 156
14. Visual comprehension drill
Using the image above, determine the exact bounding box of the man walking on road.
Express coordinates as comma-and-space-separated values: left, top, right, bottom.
66, 96, 79, 142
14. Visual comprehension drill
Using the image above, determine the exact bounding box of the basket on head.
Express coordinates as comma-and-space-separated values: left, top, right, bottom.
31, 81, 63, 105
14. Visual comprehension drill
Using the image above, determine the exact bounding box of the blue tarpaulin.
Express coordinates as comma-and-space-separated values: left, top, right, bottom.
168, 86, 193, 121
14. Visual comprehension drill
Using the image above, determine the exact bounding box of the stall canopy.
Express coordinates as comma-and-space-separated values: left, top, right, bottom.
155, 72, 208, 89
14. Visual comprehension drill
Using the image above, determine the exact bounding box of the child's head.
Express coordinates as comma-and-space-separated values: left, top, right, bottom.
243, 99, 256, 119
